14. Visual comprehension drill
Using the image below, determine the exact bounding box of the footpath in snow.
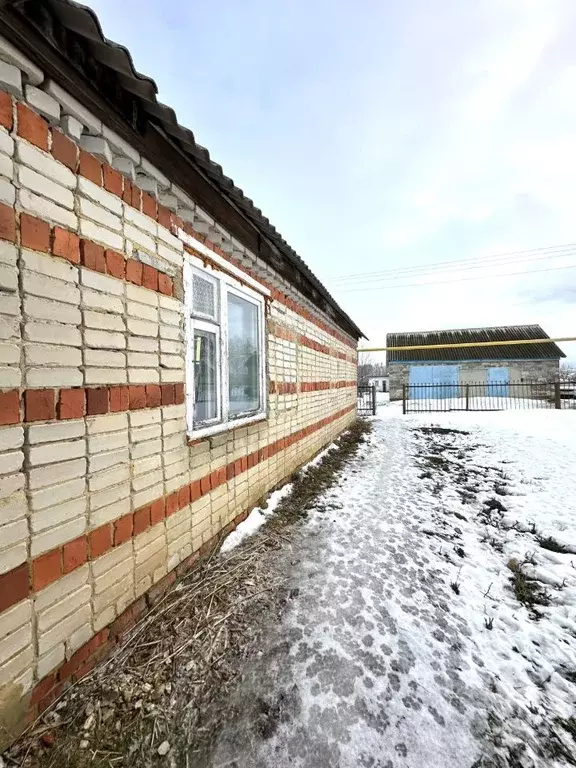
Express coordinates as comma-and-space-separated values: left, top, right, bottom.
210, 404, 576, 768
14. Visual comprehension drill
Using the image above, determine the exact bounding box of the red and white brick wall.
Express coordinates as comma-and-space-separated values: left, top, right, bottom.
0, 39, 358, 745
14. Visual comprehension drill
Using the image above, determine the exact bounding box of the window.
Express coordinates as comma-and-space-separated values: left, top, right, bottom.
184, 257, 267, 436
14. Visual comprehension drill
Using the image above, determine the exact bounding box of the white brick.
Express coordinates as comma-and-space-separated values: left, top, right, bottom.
128, 336, 158, 352
28, 420, 84, 444
38, 604, 91, 655
21, 248, 78, 282
0, 152, 13, 180
127, 300, 157, 322
0, 600, 31, 642
160, 339, 182, 354
0, 294, 20, 316
0, 175, 14, 205
127, 317, 157, 337
133, 454, 161, 476
131, 423, 161, 443
160, 325, 180, 341
101, 125, 139, 163
0, 130, 13, 162
61, 115, 83, 141
161, 354, 184, 369
86, 412, 128, 435
156, 224, 183, 251
0, 241, 16, 266
124, 223, 156, 254
30, 438, 85, 467
31, 496, 86, 532
88, 430, 128, 454
160, 308, 181, 326
18, 188, 78, 229
128, 368, 159, 384
0, 517, 27, 548
159, 191, 178, 210
78, 176, 123, 215
127, 351, 158, 367
22, 270, 80, 306
37, 585, 91, 633
81, 288, 123, 314
84, 348, 126, 368
44, 80, 101, 133
136, 174, 157, 195
129, 409, 161, 428
23, 296, 81, 325
29, 476, 85, 511
0, 59, 21, 97
0, 622, 31, 667
68, 623, 93, 655
0, 367, 21, 387
79, 218, 123, 251
0, 34, 42, 84
157, 241, 183, 267
37, 644, 65, 679
0, 340, 18, 363
0, 540, 26, 575
29, 458, 86, 492
112, 156, 136, 180
18, 166, 74, 209
24, 321, 81, 347
80, 135, 112, 163
26, 367, 82, 387
0, 471, 24, 501
84, 367, 127, 385
160, 368, 183, 383
126, 283, 158, 306
25, 343, 82, 367
89, 447, 129, 473
0, 450, 23, 475
162, 404, 186, 420
93, 554, 131, 593
83, 311, 124, 332
0, 426, 23, 453
0, 316, 19, 341
31, 516, 86, 558
132, 469, 161, 492
79, 196, 122, 232
89, 463, 130, 492
81, 268, 124, 296
158, 294, 181, 312
25, 84, 60, 121
124, 204, 156, 235
89, 481, 130, 512
131, 438, 162, 459
17, 140, 75, 189
35, 565, 89, 611
85, 329, 126, 350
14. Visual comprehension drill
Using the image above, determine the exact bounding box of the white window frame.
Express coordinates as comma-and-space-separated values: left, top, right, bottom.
184, 254, 267, 438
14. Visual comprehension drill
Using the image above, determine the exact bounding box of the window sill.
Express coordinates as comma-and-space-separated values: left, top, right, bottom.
187, 412, 267, 443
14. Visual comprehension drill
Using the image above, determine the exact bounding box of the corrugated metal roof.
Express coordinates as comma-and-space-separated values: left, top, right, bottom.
387, 325, 566, 362
8, 0, 364, 340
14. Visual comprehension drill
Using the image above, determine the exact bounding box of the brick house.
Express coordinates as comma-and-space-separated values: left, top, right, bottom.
0, 1, 363, 745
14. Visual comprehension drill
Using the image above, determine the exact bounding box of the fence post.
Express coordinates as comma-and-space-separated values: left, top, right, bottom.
371, 385, 376, 415
554, 381, 561, 410
465, 384, 470, 411
402, 384, 407, 415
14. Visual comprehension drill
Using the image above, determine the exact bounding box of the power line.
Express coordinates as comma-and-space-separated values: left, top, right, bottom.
336, 263, 576, 293
326, 242, 576, 284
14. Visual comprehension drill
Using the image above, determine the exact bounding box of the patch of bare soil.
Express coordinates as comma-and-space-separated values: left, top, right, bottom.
4, 420, 371, 768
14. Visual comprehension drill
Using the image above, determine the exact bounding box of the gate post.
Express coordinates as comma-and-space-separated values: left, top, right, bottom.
465, 384, 470, 411
402, 384, 407, 415
554, 381, 561, 410
372, 385, 377, 415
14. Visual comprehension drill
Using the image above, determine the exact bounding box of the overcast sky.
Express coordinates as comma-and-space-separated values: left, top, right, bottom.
85, 0, 576, 362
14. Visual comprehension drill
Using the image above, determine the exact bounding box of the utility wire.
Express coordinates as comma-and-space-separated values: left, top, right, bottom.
336, 263, 576, 293
326, 242, 576, 284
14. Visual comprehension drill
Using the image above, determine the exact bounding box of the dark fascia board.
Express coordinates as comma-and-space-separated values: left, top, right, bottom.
0, 1, 364, 340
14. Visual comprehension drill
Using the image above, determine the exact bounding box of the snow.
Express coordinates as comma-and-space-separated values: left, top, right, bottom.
211, 403, 576, 767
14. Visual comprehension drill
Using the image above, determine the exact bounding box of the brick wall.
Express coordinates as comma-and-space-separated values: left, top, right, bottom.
0, 46, 358, 747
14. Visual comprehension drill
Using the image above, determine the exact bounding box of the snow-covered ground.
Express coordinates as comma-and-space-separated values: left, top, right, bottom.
212, 404, 576, 767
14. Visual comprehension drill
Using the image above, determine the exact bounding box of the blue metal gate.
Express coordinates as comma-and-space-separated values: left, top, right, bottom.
487, 367, 509, 397
409, 365, 459, 399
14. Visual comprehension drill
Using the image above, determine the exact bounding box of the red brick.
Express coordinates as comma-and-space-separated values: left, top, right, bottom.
32, 549, 61, 591
0, 563, 29, 613
114, 514, 133, 546
110, 598, 146, 640
165, 492, 178, 517
226, 463, 236, 481
103, 165, 123, 196
173, 382, 185, 404
125, 259, 143, 286
30, 674, 56, 707
178, 484, 190, 509
51, 129, 78, 171
131, 184, 142, 210
0, 90, 12, 131
145, 384, 161, 408
80, 239, 105, 272
79, 150, 102, 186
25, 389, 55, 422
190, 480, 201, 501
86, 387, 109, 416
157, 204, 171, 229
216, 467, 226, 486
17, 103, 49, 150
20, 213, 50, 252
62, 537, 87, 574
158, 272, 173, 296
58, 388, 85, 420
122, 178, 132, 204
105, 249, 125, 279
0, 390, 20, 425
133, 506, 151, 535
150, 498, 165, 524
0, 202, 15, 243
129, 385, 146, 410
110, 386, 129, 412
142, 192, 157, 220
234, 459, 242, 476
142, 264, 158, 291
161, 384, 175, 405
52, 227, 80, 264
90, 525, 112, 558
200, 475, 211, 495
209, 470, 219, 488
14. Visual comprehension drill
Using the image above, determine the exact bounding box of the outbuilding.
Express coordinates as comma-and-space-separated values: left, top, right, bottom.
387, 325, 565, 401
0, 0, 363, 744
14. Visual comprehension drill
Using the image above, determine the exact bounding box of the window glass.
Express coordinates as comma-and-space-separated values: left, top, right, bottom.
227, 293, 260, 415
192, 272, 217, 320
193, 329, 218, 423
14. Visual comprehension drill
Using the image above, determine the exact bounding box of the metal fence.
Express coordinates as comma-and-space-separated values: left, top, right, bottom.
357, 385, 377, 416
402, 380, 576, 414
